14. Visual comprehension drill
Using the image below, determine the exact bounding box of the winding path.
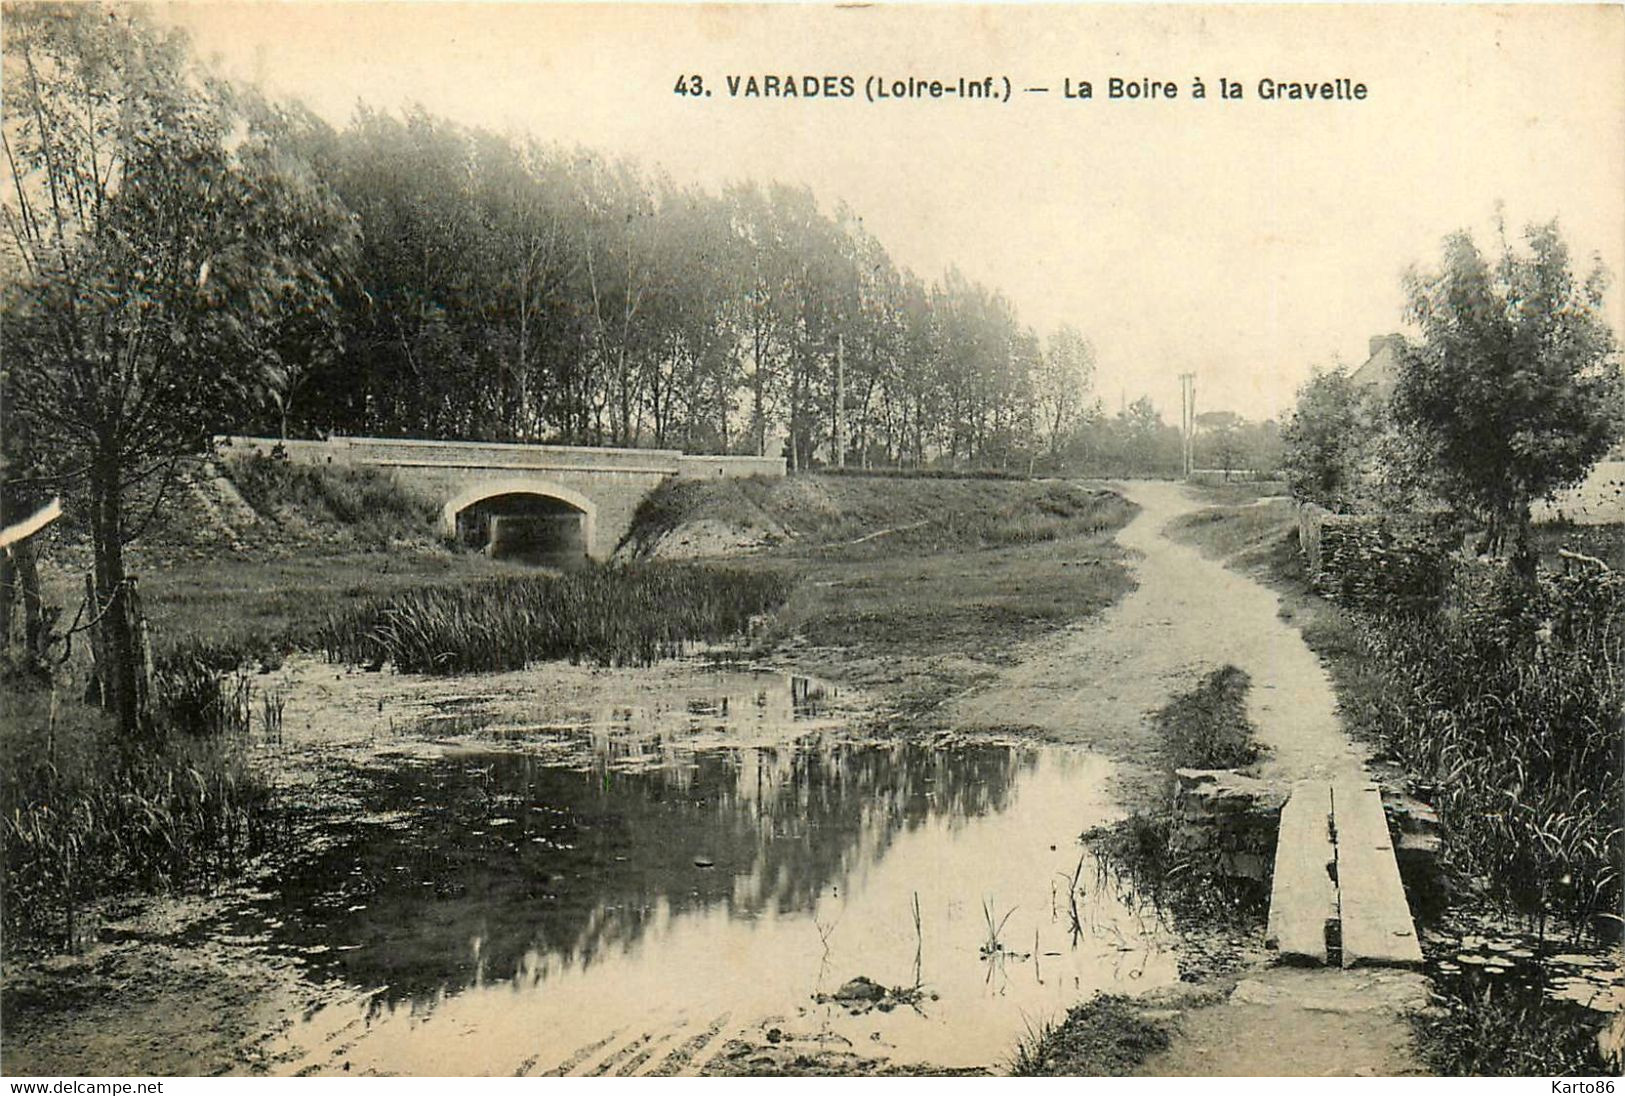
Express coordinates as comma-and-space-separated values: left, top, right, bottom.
953, 479, 1368, 794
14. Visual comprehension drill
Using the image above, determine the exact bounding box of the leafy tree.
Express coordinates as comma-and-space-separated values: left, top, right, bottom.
1281, 366, 1379, 511
1114, 396, 1177, 476
1206, 417, 1244, 480
1, 2, 356, 734
1395, 221, 1622, 552
1036, 325, 1095, 464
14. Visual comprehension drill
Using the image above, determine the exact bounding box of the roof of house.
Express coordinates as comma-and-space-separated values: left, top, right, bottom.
1351, 334, 1405, 399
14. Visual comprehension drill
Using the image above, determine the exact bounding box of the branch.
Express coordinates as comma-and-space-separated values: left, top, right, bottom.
1557, 548, 1611, 572
121, 456, 184, 544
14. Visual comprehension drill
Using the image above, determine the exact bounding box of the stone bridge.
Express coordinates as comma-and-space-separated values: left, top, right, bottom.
220, 435, 784, 561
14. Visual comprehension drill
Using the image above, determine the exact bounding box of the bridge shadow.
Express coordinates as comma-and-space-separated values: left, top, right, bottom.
455, 491, 592, 567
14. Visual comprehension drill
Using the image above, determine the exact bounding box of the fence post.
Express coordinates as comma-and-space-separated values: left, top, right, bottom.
127, 576, 156, 733
83, 572, 104, 707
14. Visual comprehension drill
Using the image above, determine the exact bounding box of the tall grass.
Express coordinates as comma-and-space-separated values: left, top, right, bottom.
1346, 560, 1623, 930
1, 683, 278, 957
315, 564, 794, 674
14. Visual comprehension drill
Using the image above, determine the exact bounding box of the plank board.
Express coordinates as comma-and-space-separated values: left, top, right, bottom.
1333, 782, 1424, 967
1266, 781, 1336, 965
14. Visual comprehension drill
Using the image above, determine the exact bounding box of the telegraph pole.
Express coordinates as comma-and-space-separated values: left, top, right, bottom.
1178, 372, 1196, 479
834, 333, 846, 469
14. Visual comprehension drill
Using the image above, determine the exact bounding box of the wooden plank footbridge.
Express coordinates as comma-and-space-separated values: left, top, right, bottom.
1266, 780, 1424, 967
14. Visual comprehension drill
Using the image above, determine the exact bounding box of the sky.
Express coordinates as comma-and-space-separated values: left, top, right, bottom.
163, 2, 1625, 423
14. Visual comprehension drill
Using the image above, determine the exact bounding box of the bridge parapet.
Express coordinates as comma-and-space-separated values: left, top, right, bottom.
219, 436, 784, 478
676, 454, 787, 478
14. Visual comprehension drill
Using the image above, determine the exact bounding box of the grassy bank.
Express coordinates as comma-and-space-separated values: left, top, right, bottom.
621, 474, 1129, 558
714, 478, 1138, 720
224, 453, 440, 548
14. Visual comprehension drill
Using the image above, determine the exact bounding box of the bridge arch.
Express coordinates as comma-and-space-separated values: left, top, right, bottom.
441, 478, 598, 561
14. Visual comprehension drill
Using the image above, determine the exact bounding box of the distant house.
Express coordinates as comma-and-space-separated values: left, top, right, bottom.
1350, 334, 1405, 400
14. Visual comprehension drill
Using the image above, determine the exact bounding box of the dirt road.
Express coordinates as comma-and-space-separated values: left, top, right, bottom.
953, 478, 1368, 803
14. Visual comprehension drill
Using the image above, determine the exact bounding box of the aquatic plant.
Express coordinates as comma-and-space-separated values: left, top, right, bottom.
260, 686, 287, 742
979, 898, 1018, 959
315, 564, 794, 674
1, 688, 279, 957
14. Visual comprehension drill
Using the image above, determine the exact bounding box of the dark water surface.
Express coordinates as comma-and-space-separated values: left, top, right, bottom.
220, 674, 1178, 1074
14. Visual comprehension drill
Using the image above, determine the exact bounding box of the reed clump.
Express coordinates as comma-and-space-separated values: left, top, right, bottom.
1, 681, 278, 958
152, 641, 256, 738
315, 564, 793, 674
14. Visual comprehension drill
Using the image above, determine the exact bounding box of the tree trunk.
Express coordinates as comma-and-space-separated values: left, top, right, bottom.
1510, 501, 1538, 583
88, 458, 144, 738
0, 549, 13, 654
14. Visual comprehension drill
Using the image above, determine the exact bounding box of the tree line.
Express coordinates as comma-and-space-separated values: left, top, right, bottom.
265, 105, 1116, 472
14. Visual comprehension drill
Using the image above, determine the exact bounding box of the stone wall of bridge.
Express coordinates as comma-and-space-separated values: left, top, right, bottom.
217, 435, 784, 559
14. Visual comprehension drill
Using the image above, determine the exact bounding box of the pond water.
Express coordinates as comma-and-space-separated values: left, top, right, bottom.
214, 671, 1179, 1075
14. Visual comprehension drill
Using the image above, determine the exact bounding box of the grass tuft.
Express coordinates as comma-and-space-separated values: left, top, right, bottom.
1008, 994, 1171, 1076
1155, 664, 1260, 771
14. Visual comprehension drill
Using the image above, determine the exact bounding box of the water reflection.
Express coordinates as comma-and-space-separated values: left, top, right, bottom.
246, 742, 1025, 998
234, 702, 1177, 1073
440, 672, 845, 771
